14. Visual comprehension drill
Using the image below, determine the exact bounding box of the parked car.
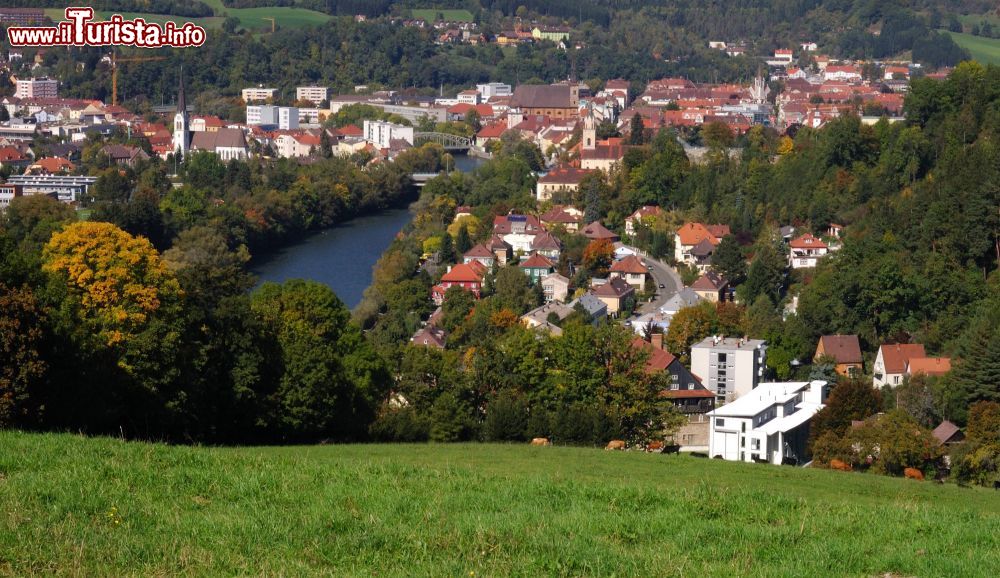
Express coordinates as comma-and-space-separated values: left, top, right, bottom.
658, 283, 665, 288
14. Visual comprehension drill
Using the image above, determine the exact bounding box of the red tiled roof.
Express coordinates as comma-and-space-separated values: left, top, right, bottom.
464, 244, 493, 258
817, 335, 862, 364
610, 255, 647, 274
627, 205, 662, 221
690, 271, 727, 291
593, 277, 634, 298
908, 357, 951, 376
677, 222, 728, 246
519, 252, 555, 269
441, 263, 485, 283
476, 120, 507, 139
537, 165, 592, 184
878, 344, 926, 375
790, 233, 827, 249
581, 221, 618, 240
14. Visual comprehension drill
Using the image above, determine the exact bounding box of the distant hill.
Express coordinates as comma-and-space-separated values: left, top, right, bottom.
1, 431, 998, 575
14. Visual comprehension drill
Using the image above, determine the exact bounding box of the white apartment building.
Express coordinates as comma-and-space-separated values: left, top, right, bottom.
691, 336, 767, 403
476, 82, 512, 101
246, 105, 299, 130
708, 380, 828, 465
242, 87, 277, 102
789, 233, 828, 269
296, 86, 330, 105
15, 78, 58, 99
363, 120, 414, 150
457, 90, 480, 105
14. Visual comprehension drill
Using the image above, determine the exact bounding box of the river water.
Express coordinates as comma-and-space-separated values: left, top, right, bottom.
251, 154, 483, 309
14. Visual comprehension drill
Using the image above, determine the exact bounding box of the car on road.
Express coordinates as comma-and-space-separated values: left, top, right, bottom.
658, 283, 665, 288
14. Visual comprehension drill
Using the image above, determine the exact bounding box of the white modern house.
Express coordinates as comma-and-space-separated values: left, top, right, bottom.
789, 233, 828, 268
691, 336, 767, 404
708, 380, 829, 465
363, 120, 414, 150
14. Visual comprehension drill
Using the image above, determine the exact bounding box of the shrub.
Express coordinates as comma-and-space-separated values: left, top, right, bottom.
369, 406, 430, 442
482, 392, 529, 442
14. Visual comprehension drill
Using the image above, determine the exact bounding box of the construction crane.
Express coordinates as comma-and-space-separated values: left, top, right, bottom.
262, 17, 275, 33
111, 51, 166, 107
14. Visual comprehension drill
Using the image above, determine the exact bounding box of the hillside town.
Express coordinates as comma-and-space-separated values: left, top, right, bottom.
0, 5, 995, 483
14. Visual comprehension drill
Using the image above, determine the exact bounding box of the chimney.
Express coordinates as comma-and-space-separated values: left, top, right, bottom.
651, 333, 664, 351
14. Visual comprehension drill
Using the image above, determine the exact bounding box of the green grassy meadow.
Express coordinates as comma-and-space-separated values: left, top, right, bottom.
410, 9, 475, 22
945, 30, 1000, 65
1, 432, 998, 576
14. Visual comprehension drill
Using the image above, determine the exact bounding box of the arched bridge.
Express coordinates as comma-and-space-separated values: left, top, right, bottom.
414, 132, 472, 150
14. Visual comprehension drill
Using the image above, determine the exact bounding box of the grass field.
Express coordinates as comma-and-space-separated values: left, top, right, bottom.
944, 30, 1000, 65
410, 9, 475, 22
1, 432, 998, 576
44, 1, 331, 32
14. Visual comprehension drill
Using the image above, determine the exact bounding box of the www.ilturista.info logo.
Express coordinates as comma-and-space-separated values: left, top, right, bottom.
7, 7, 206, 48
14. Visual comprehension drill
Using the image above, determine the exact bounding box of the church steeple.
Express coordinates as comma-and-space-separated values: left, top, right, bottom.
172, 67, 189, 159
176, 66, 187, 114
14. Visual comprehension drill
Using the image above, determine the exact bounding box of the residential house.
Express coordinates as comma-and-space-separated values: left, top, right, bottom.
592, 277, 635, 317
609, 255, 648, 290
691, 336, 768, 403
708, 380, 829, 465
531, 231, 562, 260
814, 334, 863, 376
531, 25, 571, 42
486, 235, 513, 265
99, 144, 149, 168
431, 262, 486, 304
410, 325, 446, 348
674, 222, 730, 266
624, 205, 663, 237
535, 165, 591, 201
24, 156, 74, 175
690, 271, 729, 302
630, 310, 672, 336
638, 334, 715, 451
539, 205, 584, 233
462, 244, 496, 268
521, 301, 575, 335
519, 252, 555, 283
580, 221, 619, 242
568, 293, 607, 323
661, 287, 704, 317
827, 223, 844, 238
541, 272, 569, 303
907, 357, 951, 378
873, 343, 927, 388
789, 233, 828, 268
475, 120, 507, 148
493, 213, 544, 253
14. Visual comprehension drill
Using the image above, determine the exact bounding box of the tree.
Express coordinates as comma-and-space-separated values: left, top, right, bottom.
320, 129, 333, 158
944, 302, 1000, 421
1, 195, 76, 252
493, 265, 536, 314
895, 373, 940, 428
0, 284, 47, 427
483, 391, 528, 441
439, 231, 456, 264
702, 121, 734, 149
809, 378, 882, 450
664, 302, 716, 364
583, 176, 602, 223
739, 236, 786, 304
455, 223, 472, 254
162, 226, 253, 309
711, 235, 746, 285
951, 401, 1000, 487
629, 112, 645, 145
582, 238, 614, 277
429, 390, 476, 442
42, 222, 182, 350
440, 286, 475, 332
251, 280, 387, 441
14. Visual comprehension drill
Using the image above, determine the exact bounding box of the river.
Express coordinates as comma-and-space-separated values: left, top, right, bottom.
251, 153, 484, 309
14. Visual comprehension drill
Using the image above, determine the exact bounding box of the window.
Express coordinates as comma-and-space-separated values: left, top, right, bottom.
717, 353, 728, 363
740, 437, 745, 447
715, 418, 724, 427
751, 439, 760, 451
671, 383, 678, 390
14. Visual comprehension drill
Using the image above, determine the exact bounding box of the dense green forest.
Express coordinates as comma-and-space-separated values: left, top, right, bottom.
7, 1, 989, 108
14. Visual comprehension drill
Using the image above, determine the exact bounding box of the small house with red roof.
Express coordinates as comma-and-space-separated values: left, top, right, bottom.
690, 271, 729, 302
873, 343, 926, 388
25, 156, 74, 175
539, 204, 584, 233
518, 252, 555, 282
789, 233, 828, 268
475, 120, 507, 148
463, 244, 496, 268
674, 222, 730, 265
592, 277, 635, 317
581, 221, 619, 242
536, 165, 592, 201
431, 262, 487, 304
610, 255, 648, 289
815, 334, 863, 377
624, 205, 663, 237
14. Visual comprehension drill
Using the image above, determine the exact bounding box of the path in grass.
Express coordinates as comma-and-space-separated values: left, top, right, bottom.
1, 432, 998, 576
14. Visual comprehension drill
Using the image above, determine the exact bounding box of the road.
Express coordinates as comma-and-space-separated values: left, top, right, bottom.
618, 245, 682, 317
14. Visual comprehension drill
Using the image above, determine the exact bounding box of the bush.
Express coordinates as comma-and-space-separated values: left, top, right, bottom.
551, 402, 621, 446
429, 392, 477, 442
482, 392, 529, 442
369, 406, 430, 442
525, 408, 552, 439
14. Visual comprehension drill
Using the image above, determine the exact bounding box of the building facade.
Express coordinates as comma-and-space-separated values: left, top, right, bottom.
15, 78, 58, 99
691, 336, 767, 403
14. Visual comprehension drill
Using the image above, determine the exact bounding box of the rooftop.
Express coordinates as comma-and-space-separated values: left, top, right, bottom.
693, 336, 766, 351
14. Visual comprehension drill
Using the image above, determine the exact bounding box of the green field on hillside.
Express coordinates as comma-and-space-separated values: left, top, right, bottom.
44, 0, 330, 32
410, 9, 475, 22
1, 432, 997, 576
944, 30, 1000, 64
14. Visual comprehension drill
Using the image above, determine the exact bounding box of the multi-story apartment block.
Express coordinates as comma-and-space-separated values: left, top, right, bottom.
296, 86, 330, 105
242, 87, 277, 102
15, 77, 58, 99
691, 336, 767, 403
